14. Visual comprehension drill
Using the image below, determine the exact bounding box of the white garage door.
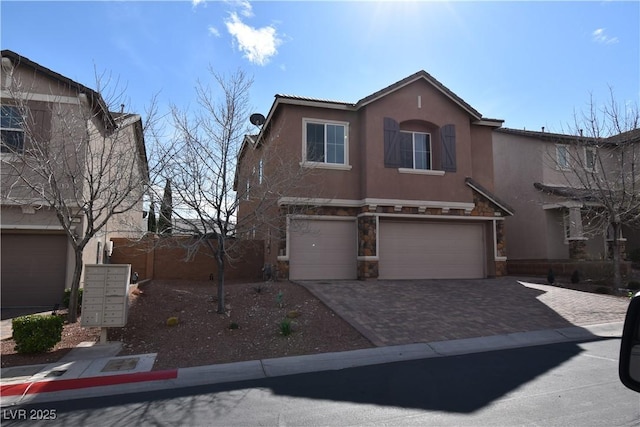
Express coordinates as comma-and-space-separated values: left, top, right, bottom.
289, 219, 357, 280
379, 221, 485, 279
1, 233, 68, 308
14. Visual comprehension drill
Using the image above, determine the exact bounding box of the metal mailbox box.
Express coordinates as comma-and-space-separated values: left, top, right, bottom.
81, 264, 131, 328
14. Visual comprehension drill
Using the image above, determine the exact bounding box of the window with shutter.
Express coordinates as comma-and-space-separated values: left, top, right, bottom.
384, 117, 436, 170
440, 124, 456, 172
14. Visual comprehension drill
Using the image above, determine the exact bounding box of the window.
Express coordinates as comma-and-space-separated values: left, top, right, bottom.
1, 105, 24, 153
556, 145, 569, 169
585, 147, 597, 171
383, 118, 454, 174
400, 131, 431, 170
303, 119, 348, 166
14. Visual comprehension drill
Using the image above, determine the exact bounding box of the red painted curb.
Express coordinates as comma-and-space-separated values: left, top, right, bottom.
0, 370, 178, 396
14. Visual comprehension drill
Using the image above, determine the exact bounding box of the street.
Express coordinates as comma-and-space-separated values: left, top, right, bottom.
3, 338, 640, 426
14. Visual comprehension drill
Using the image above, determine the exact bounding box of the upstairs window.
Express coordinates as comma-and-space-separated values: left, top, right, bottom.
303, 119, 349, 167
584, 147, 597, 171
400, 131, 431, 170
556, 145, 569, 169
384, 118, 455, 173
1, 105, 25, 153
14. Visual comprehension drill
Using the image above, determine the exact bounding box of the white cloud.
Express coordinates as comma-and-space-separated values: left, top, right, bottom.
208, 26, 220, 37
225, 0, 253, 18
225, 12, 282, 66
592, 28, 619, 44
192, 0, 206, 7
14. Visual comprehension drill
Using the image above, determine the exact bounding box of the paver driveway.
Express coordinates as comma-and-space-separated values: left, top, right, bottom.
299, 277, 630, 346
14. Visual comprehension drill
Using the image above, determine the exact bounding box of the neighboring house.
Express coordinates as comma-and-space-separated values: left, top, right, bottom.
0, 50, 148, 309
236, 71, 513, 281
493, 128, 640, 269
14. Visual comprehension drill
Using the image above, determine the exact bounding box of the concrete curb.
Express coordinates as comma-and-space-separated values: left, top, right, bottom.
0, 322, 623, 407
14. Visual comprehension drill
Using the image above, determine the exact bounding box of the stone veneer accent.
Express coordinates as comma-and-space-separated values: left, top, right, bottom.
607, 240, 627, 260
358, 216, 376, 257
495, 260, 508, 276
278, 189, 510, 280
568, 239, 588, 260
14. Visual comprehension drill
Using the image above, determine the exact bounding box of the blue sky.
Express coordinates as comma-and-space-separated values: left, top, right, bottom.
1, 1, 638, 132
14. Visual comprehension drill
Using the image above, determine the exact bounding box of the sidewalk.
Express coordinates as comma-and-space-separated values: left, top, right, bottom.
0, 321, 623, 407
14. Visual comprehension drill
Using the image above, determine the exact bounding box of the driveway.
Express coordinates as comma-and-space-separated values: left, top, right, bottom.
298, 277, 630, 346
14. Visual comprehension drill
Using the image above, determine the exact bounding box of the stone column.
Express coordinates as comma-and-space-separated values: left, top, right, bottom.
357, 215, 378, 279
568, 239, 588, 260
567, 205, 588, 260
567, 206, 584, 239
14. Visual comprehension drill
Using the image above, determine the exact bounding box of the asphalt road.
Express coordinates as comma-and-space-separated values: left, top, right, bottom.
3, 338, 639, 426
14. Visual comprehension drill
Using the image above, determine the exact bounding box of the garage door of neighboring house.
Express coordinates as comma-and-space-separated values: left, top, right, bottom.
1, 234, 68, 308
289, 219, 357, 280
378, 221, 485, 279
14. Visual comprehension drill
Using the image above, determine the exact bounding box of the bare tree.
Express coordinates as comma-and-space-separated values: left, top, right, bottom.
1, 67, 151, 323
155, 68, 311, 314
539, 89, 639, 288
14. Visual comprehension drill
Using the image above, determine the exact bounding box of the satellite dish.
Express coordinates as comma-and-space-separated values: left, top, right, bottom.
250, 113, 266, 127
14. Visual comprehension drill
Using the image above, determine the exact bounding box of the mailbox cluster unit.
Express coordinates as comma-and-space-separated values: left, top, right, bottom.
81, 264, 131, 328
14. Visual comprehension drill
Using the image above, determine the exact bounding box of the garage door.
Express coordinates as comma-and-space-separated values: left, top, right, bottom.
1, 233, 68, 308
379, 221, 485, 279
289, 219, 357, 280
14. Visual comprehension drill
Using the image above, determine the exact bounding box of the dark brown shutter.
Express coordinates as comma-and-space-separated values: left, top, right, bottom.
383, 117, 401, 167
441, 124, 456, 172
27, 101, 52, 142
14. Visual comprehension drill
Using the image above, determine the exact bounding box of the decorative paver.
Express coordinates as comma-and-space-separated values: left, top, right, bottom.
300, 277, 629, 347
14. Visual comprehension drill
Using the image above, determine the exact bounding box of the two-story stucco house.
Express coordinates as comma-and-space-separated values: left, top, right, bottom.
236, 71, 513, 281
493, 127, 640, 272
0, 50, 148, 310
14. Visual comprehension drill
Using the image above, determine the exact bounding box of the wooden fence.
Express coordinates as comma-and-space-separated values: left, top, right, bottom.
110, 236, 264, 282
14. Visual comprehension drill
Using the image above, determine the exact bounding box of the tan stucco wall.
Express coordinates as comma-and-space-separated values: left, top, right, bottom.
359, 81, 475, 202
493, 132, 548, 259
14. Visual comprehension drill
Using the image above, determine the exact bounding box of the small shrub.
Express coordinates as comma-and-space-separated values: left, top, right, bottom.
279, 318, 292, 336
570, 270, 580, 284
595, 286, 611, 295
166, 316, 179, 326
228, 321, 240, 330
62, 288, 83, 312
547, 269, 555, 285
275, 291, 284, 308
12, 315, 64, 354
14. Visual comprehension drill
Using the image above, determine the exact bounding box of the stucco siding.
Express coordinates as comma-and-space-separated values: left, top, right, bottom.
493, 132, 547, 259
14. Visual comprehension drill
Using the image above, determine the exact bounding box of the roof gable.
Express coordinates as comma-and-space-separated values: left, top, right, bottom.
355, 70, 483, 120
1, 49, 116, 131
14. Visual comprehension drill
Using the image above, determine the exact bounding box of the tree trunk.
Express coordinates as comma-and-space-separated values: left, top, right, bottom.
216, 236, 225, 314
67, 249, 84, 323
612, 221, 622, 290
